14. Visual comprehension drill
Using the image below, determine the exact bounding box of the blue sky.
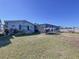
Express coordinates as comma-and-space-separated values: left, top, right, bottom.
0, 0, 79, 27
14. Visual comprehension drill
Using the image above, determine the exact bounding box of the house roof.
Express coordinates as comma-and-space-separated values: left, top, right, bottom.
36, 24, 60, 28
4, 20, 34, 25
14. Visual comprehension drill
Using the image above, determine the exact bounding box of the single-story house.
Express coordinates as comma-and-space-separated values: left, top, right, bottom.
73, 27, 79, 33
4, 20, 35, 34
59, 27, 73, 33
35, 24, 60, 33
60, 27, 79, 33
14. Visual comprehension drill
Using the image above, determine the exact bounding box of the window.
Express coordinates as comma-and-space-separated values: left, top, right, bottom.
19, 24, 21, 30
27, 26, 29, 30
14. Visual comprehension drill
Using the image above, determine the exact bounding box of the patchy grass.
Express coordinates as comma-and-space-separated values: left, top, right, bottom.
0, 33, 79, 59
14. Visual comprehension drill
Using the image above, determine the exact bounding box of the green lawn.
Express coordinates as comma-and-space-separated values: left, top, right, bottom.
0, 33, 79, 59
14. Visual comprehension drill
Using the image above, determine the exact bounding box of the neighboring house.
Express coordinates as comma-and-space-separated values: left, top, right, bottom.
60, 27, 79, 33
4, 20, 35, 34
35, 24, 60, 33
73, 27, 79, 32
60, 27, 74, 33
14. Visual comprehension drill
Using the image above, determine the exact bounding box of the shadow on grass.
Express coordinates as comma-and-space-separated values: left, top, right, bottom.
45, 33, 60, 35
15, 32, 41, 37
0, 32, 40, 48
0, 35, 14, 48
